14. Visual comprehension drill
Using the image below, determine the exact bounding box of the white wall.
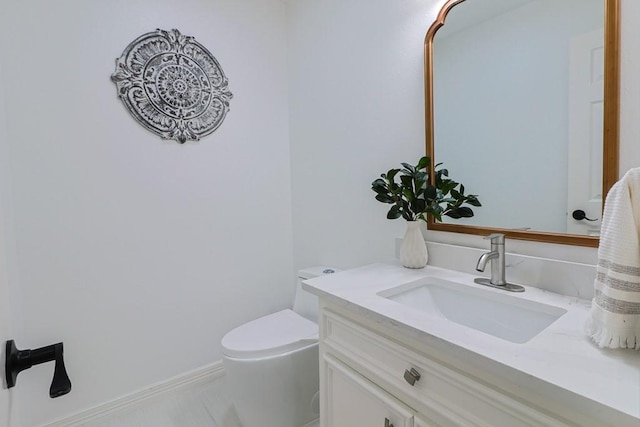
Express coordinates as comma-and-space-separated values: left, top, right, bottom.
287, 0, 442, 270
0, 0, 293, 425
287, 0, 640, 272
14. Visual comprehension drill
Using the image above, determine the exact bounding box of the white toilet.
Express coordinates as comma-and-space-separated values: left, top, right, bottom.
221, 266, 338, 427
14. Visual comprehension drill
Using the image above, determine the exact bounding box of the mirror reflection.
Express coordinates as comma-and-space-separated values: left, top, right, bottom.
432, 0, 605, 236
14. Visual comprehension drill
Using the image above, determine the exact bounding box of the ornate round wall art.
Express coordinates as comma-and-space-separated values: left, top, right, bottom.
111, 28, 233, 144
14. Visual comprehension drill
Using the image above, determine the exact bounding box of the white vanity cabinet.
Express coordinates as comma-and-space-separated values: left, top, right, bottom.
306, 263, 640, 427
319, 306, 570, 427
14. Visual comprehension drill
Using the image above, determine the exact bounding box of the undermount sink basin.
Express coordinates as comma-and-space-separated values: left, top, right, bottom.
378, 277, 567, 344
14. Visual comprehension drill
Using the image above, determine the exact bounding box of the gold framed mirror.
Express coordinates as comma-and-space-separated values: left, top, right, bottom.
425, 0, 620, 247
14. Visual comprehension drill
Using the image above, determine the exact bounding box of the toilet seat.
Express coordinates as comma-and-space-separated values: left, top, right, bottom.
221, 309, 318, 359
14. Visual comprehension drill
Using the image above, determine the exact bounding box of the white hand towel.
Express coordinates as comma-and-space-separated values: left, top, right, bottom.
587, 168, 640, 349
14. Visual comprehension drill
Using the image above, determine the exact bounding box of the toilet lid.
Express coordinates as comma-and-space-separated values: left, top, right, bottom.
222, 309, 318, 359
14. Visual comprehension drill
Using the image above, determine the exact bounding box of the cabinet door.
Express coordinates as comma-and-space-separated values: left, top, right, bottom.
414, 415, 438, 427
323, 354, 414, 427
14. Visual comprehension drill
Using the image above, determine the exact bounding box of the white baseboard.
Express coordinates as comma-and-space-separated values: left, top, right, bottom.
44, 361, 225, 427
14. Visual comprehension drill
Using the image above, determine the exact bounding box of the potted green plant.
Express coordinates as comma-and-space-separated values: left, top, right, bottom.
371, 156, 481, 268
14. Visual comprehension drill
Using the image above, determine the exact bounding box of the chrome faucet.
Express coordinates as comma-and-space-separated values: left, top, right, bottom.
474, 234, 524, 292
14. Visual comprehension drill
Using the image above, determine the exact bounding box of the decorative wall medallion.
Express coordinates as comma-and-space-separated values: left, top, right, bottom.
111, 29, 233, 144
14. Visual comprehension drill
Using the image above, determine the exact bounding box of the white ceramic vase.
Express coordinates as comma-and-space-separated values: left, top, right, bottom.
399, 220, 428, 269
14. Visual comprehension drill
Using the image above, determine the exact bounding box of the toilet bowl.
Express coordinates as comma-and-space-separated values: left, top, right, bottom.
221, 266, 338, 427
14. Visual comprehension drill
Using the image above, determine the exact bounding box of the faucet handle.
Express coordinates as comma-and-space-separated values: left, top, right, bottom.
483, 233, 505, 244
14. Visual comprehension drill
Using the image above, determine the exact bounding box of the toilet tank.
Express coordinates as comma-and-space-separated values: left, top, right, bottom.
293, 266, 340, 323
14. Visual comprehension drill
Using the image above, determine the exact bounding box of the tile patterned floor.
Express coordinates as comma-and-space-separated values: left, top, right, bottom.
87, 376, 241, 427
85, 374, 319, 427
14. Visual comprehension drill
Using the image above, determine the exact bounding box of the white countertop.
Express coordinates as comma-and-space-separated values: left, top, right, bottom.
303, 262, 640, 421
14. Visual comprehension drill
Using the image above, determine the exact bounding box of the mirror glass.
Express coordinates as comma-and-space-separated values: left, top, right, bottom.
426, 0, 619, 246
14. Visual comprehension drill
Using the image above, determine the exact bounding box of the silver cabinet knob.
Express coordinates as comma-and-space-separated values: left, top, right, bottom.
403, 367, 421, 386
385, 418, 394, 427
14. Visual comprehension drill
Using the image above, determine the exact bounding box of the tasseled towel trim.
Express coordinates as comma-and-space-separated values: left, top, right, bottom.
587, 303, 640, 350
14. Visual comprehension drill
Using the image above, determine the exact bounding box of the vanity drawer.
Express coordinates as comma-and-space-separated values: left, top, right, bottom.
322, 309, 570, 427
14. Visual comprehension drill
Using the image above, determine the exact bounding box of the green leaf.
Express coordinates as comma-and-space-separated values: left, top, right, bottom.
400, 162, 415, 173
466, 195, 482, 207
416, 156, 430, 170
402, 188, 414, 201
435, 168, 449, 187
402, 211, 414, 221
387, 205, 402, 220
375, 194, 395, 203
414, 199, 426, 213
445, 206, 474, 218
371, 179, 388, 190
429, 204, 444, 215
440, 180, 458, 195
414, 171, 427, 185
451, 189, 461, 199
400, 175, 413, 190
372, 186, 389, 196
458, 206, 474, 217
424, 184, 437, 201
445, 210, 462, 219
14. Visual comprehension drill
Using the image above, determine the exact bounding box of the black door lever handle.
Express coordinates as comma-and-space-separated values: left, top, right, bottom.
5, 340, 72, 398
572, 209, 598, 222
